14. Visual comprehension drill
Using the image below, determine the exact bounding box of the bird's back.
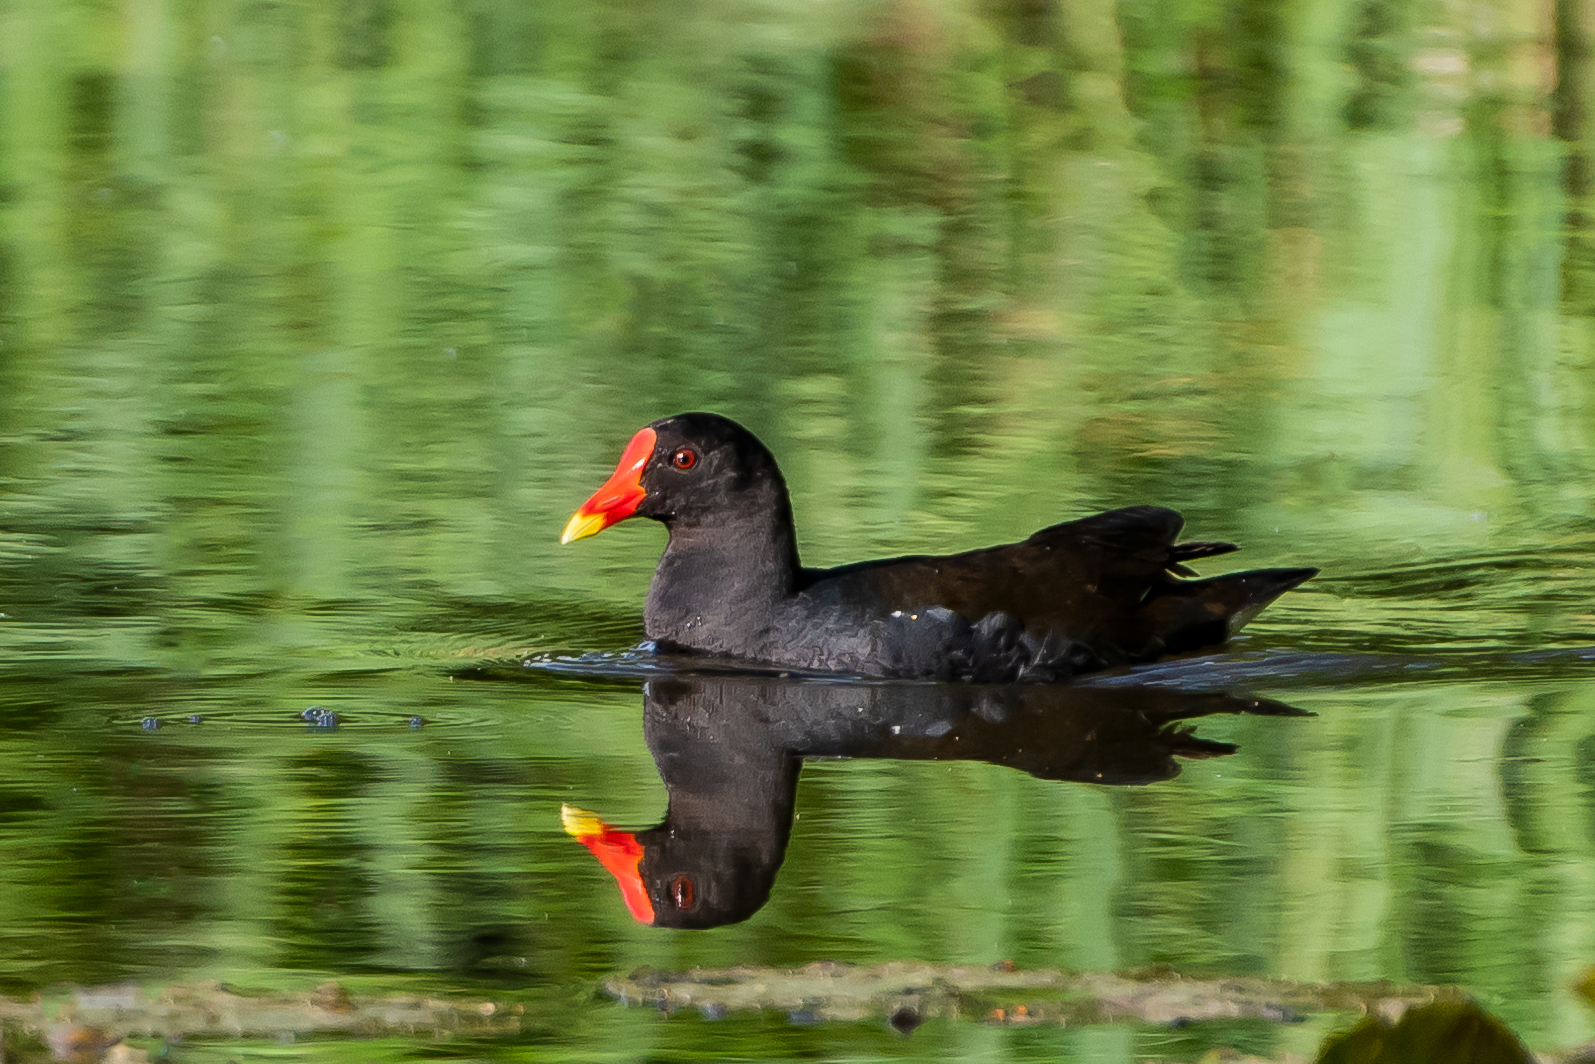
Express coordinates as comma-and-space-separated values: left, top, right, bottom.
796, 506, 1315, 679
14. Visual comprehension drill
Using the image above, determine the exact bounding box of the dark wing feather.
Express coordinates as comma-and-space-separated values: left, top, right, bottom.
1027, 505, 1183, 564
1170, 540, 1240, 562
805, 506, 1314, 680
1029, 506, 1237, 577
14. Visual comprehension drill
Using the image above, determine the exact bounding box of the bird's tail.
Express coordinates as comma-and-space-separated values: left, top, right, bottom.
1143, 566, 1318, 654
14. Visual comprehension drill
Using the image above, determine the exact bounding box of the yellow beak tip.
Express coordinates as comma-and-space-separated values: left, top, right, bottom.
561, 804, 606, 839
560, 511, 605, 544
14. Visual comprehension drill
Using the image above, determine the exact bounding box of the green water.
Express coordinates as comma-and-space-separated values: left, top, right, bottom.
3, 0, 1595, 1059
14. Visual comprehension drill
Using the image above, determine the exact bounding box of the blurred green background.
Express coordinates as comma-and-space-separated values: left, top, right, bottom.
3, 0, 1595, 1060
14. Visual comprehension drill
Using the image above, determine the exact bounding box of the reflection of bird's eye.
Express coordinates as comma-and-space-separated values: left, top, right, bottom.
669, 874, 696, 910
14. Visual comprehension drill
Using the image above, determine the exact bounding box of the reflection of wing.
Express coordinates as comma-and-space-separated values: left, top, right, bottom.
824, 685, 1307, 786
564, 676, 1308, 929
718, 677, 1305, 785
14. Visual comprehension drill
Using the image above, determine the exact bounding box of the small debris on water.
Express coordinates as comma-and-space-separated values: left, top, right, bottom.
301, 706, 338, 728
187, 715, 203, 725
408, 716, 424, 729
888, 1006, 922, 1034
140, 718, 159, 731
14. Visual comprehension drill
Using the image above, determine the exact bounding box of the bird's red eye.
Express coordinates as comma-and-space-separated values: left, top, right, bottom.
671, 449, 697, 471
669, 874, 696, 910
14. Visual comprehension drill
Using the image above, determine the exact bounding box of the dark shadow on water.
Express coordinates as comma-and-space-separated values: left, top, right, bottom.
538, 674, 1308, 929
507, 633, 1595, 692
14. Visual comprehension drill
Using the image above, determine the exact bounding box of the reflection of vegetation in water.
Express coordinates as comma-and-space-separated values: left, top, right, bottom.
3, 0, 1590, 596
1343, 0, 1417, 133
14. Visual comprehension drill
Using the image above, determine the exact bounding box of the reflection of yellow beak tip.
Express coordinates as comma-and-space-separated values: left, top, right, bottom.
560, 510, 607, 545
561, 804, 606, 839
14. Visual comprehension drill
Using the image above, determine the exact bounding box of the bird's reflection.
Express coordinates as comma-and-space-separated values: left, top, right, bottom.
564, 676, 1307, 929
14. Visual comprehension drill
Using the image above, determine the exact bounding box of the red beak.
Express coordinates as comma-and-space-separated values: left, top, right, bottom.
561, 805, 656, 924
560, 427, 657, 543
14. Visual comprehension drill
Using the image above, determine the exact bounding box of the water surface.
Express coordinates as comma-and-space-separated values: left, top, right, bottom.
3, 0, 1595, 1060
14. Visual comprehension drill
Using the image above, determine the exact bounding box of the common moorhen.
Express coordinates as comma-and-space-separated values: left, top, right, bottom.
562, 413, 1316, 682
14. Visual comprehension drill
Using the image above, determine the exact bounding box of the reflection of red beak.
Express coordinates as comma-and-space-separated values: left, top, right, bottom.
561, 804, 655, 924
560, 428, 657, 544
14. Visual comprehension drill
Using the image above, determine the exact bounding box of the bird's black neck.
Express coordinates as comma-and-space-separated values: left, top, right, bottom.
644, 489, 802, 655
